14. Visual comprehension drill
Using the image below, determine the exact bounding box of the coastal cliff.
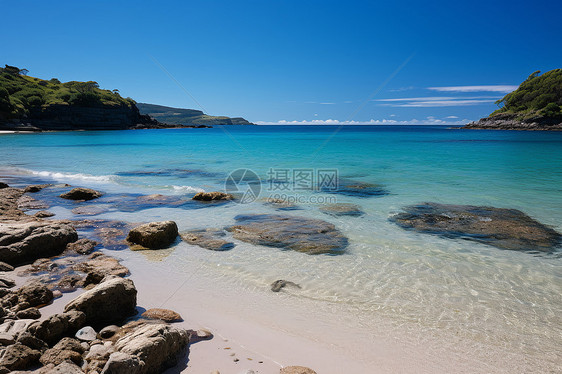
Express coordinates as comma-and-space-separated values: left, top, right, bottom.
463, 69, 562, 131
0, 65, 252, 131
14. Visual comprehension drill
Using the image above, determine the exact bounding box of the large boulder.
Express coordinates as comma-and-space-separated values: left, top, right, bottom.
390, 203, 562, 252
60, 188, 102, 201
226, 214, 348, 254
0, 221, 78, 266
27, 310, 86, 345
102, 322, 189, 374
64, 278, 137, 326
126, 221, 178, 249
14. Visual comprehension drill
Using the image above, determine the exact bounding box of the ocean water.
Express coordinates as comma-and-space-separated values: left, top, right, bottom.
1, 126, 561, 367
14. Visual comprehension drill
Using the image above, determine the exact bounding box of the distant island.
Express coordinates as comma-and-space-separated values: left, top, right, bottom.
0, 65, 254, 131
137, 103, 255, 126
464, 69, 562, 131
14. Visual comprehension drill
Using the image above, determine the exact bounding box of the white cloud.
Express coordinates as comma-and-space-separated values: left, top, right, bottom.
373, 96, 499, 107
428, 85, 518, 93
256, 117, 470, 126
445, 115, 459, 119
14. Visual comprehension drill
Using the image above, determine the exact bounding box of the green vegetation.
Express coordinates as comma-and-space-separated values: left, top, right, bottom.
492, 69, 562, 119
0, 65, 135, 120
137, 103, 254, 126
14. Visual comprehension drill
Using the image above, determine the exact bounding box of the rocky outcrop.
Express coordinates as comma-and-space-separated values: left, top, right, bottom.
391, 203, 562, 252
0, 220, 78, 266
65, 238, 97, 255
463, 113, 562, 131
64, 278, 137, 326
60, 188, 102, 201
227, 214, 348, 254
1, 103, 160, 131
102, 322, 189, 374
39, 337, 85, 366
192, 191, 234, 201
17, 282, 53, 307
180, 229, 235, 251
126, 221, 178, 249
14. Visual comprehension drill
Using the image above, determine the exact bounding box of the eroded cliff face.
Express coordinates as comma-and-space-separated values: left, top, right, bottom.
0, 103, 159, 131
463, 113, 562, 131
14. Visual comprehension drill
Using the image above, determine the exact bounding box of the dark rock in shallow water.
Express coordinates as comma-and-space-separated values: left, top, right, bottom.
66, 238, 98, 255
24, 184, 50, 193
319, 203, 364, 217
127, 221, 178, 249
271, 280, 301, 292
180, 229, 235, 251
321, 179, 388, 198
60, 188, 102, 201
0, 182, 8, 189
227, 214, 348, 255
192, 191, 234, 201
391, 203, 562, 252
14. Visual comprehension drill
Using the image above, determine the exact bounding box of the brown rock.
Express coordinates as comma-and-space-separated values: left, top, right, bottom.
126, 221, 178, 249
34, 210, 55, 218
40, 337, 85, 366
18, 282, 54, 307
141, 308, 183, 323
60, 188, 102, 201
16, 307, 41, 319
66, 238, 98, 255
0, 343, 41, 370
64, 277, 137, 326
27, 310, 86, 345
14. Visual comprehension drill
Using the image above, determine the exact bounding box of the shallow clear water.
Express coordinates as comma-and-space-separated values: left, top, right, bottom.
1, 126, 561, 364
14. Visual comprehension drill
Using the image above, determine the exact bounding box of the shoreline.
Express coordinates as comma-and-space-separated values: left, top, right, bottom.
1, 171, 561, 373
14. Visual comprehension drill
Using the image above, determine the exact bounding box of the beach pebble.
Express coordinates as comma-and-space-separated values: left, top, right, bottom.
98, 325, 120, 339
76, 326, 97, 341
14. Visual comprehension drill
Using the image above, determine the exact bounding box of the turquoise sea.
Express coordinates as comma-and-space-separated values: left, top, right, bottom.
1, 126, 561, 369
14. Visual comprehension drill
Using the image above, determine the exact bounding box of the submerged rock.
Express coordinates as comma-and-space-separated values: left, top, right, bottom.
34, 210, 55, 218
391, 203, 562, 252
60, 188, 102, 201
24, 184, 50, 193
180, 229, 235, 251
322, 179, 388, 198
271, 280, 301, 292
319, 203, 364, 217
192, 191, 234, 201
0, 221, 78, 266
127, 221, 178, 249
227, 214, 348, 254
64, 277, 137, 326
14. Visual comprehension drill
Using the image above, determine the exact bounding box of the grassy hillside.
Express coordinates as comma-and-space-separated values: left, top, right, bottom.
0, 65, 135, 121
491, 69, 562, 119
137, 103, 255, 126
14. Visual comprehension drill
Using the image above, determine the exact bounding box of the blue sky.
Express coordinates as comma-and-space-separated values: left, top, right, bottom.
2, 0, 561, 125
